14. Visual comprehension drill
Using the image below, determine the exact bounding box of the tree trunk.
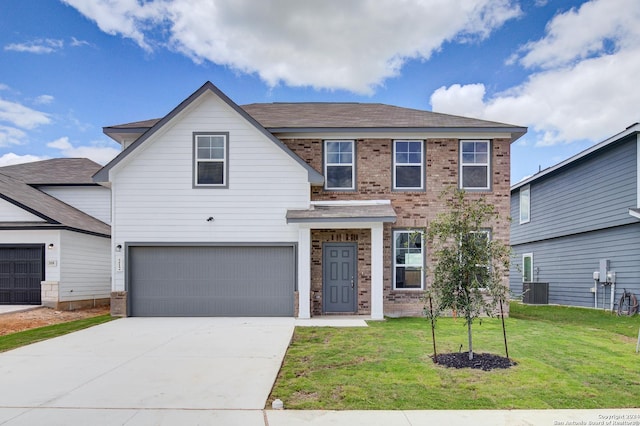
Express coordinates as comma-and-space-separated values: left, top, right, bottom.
467, 320, 474, 360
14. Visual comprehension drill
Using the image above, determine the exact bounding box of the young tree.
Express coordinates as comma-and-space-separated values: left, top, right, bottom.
427, 188, 511, 360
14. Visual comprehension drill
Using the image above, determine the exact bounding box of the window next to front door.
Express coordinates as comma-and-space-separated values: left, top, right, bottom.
393, 230, 424, 290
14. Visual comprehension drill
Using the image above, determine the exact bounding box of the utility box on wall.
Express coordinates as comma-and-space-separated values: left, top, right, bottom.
523, 282, 549, 304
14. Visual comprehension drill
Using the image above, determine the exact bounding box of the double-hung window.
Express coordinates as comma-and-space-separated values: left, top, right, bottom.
324, 140, 355, 190
393, 140, 424, 190
393, 230, 424, 290
520, 185, 530, 224
460, 140, 490, 190
194, 133, 228, 187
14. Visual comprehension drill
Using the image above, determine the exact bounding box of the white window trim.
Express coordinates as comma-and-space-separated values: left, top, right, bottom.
520, 185, 531, 224
522, 253, 533, 283
393, 140, 424, 190
392, 229, 425, 290
459, 139, 491, 190
324, 140, 355, 190
193, 132, 229, 188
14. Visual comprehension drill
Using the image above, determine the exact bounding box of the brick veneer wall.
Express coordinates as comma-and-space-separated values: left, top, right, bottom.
310, 229, 371, 316
283, 137, 511, 317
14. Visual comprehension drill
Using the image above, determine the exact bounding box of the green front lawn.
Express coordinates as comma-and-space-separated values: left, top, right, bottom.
269, 303, 640, 410
0, 314, 115, 353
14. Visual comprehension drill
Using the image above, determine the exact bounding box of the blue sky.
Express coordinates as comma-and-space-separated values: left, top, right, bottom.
1, 0, 639, 184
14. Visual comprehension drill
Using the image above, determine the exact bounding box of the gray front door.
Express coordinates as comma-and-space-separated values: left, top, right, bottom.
323, 243, 357, 313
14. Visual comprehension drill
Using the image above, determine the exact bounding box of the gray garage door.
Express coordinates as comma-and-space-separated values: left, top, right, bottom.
129, 245, 295, 317
0, 245, 44, 305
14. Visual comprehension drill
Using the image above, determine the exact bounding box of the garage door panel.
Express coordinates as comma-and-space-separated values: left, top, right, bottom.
0, 246, 43, 305
129, 246, 295, 317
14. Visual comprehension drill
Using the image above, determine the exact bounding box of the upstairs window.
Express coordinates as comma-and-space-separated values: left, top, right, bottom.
194, 133, 228, 187
393, 230, 424, 290
460, 140, 490, 190
393, 140, 424, 190
520, 185, 530, 224
325, 140, 355, 190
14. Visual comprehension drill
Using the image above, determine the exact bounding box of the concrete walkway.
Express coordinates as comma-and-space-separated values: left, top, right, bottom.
0, 317, 295, 424
1, 316, 638, 425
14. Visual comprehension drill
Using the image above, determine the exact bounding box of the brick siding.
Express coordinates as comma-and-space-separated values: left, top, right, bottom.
283, 137, 511, 317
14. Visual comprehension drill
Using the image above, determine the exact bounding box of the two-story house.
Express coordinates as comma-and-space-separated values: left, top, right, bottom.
95, 81, 525, 318
0, 158, 111, 309
510, 123, 640, 310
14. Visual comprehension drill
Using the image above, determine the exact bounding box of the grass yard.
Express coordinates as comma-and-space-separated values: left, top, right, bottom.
0, 314, 114, 353
268, 303, 640, 410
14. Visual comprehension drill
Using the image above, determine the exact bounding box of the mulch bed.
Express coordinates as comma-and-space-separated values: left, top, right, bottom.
433, 352, 516, 371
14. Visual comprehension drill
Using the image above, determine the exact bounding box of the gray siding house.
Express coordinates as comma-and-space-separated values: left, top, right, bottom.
510, 123, 640, 310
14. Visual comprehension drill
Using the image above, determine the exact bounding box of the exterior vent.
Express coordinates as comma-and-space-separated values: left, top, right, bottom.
522, 282, 549, 304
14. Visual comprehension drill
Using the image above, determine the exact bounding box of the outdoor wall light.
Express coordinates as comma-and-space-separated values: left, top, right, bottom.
116, 244, 122, 252
47, 243, 54, 249
206, 216, 214, 222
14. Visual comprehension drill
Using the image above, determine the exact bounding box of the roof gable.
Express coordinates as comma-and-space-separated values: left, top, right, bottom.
95, 81, 324, 184
0, 160, 110, 237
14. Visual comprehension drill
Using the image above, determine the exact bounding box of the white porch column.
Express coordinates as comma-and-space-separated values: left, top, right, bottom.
371, 223, 384, 320
298, 227, 311, 319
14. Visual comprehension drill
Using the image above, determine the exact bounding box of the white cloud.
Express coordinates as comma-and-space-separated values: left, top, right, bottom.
518, 0, 640, 69
431, 0, 640, 146
62, 0, 521, 94
34, 95, 54, 105
70, 37, 91, 47
4, 38, 64, 54
0, 125, 27, 146
47, 137, 120, 165
0, 152, 48, 167
0, 98, 51, 129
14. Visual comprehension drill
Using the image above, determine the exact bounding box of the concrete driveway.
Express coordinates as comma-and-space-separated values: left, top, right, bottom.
0, 317, 295, 425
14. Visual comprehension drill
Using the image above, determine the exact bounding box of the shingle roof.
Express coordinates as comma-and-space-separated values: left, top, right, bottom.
286, 203, 397, 223
105, 103, 524, 133
242, 103, 522, 130
0, 159, 110, 237
0, 158, 102, 185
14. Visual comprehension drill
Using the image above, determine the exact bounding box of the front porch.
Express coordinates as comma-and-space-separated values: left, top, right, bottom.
288, 200, 396, 320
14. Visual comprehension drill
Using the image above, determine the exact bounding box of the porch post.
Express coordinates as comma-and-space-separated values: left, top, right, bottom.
298, 227, 311, 319
371, 223, 384, 320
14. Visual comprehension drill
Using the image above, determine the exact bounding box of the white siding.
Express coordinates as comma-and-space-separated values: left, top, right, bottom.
39, 185, 111, 224
0, 199, 44, 222
110, 92, 310, 291
0, 229, 60, 282
58, 230, 111, 302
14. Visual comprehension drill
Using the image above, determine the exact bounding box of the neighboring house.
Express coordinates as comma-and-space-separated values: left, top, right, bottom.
95, 81, 525, 318
510, 123, 640, 310
0, 158, 111, 309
